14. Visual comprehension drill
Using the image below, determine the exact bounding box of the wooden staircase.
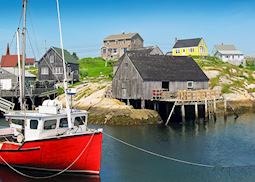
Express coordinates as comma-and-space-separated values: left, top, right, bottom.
0, 97, 15, 113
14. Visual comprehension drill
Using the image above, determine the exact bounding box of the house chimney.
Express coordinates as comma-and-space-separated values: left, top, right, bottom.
122, 32, 125, 34
175, 37, 178, 43
6, 43, 10, 55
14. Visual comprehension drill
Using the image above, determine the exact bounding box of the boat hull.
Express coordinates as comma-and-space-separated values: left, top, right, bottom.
0, 132, 102, 174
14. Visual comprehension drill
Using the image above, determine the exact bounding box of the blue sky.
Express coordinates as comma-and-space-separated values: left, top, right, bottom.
0, 0, 255, 59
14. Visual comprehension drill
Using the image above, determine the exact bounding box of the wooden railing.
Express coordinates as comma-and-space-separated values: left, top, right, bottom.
177, 90, 221, 101
152, 89, 221, 101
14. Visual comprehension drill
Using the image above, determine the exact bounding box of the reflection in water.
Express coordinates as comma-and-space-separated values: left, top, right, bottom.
0, 166, 101, 182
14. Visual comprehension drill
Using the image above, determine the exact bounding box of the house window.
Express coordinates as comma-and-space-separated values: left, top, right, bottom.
102, 49, 106, 54
44, 120, 57, 130
50, 55, 54, 63
123, 48, 127, 53
176, 49, 180, 54
183, 49, 185, 52
189, 48, 194, 53
30, 120, 38, 130
187, 81, 194, 89
113, 48, 117, 53
54, 67, 63, 74
59, 118, 68, 128
41, 67, 49, 75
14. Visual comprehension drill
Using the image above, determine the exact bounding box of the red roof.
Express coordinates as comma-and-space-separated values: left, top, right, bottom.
0, 55, 35, 67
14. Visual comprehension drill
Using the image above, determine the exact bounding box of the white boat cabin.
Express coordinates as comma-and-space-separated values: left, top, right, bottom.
4, 100, 88, 142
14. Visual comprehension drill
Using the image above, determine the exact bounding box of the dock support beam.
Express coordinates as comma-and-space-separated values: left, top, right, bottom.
195, 102, 198, 120
141, 99, 145, 109
205, 98, 208, 121
154, 102, 157, 111
127, 99, 130, 106
165, 101, 176, 126
181, 104, 185, 123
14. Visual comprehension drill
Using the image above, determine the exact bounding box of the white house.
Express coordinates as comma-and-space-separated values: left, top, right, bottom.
213, 44, 245, 66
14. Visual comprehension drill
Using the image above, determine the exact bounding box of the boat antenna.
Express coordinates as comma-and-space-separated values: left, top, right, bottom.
21, 0, 27, 110
56, 0, 72, 129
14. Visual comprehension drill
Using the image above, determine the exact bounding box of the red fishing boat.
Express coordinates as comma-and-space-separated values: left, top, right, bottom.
0, 0, 103, 176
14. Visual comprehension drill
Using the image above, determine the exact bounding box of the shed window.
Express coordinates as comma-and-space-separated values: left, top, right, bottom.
187, 81, 194, 89
44, 120, 57, 130
162, 82, 169, 91
30, 120, 38, 129
59, 118, 68, 128
74, 116, 86, 126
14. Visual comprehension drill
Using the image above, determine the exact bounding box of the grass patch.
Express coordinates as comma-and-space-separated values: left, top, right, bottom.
79, 57, 113, 79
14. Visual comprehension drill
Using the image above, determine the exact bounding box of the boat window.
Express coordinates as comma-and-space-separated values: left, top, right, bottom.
44, 120, 57, 130
11, 119, 24, 126
30, 120, 38, 129
74, 116, 86, 126
59, 118, 68, 128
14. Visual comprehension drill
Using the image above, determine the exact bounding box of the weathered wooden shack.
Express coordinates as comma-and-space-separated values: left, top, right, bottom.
112, 54, 209, 104
38, 47, 79, 82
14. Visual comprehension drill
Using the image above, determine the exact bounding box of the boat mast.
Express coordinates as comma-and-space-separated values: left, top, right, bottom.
56, 0, 72, 129
21, 0, 27, 110
16, 29, 23, 110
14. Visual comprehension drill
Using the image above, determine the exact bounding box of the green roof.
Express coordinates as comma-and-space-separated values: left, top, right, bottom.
52, 47, 78, 64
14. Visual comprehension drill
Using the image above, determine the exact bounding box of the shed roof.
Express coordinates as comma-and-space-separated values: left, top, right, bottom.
104, 32, 142, 41
127, 46, 163, 56
128, 55, 209, 82
52, 47, 78, 64
173, 38, 202, 48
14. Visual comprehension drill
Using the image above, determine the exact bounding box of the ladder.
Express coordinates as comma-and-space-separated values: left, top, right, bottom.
0, 97, 15, 113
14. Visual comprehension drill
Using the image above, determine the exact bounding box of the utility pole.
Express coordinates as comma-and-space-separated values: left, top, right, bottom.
21, 0, 27, 110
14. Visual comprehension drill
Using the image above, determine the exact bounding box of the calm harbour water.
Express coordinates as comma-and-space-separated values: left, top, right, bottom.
1, 113, 255, 181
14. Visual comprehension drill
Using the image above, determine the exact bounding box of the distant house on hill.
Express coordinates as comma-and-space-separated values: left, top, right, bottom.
101, 32, 144, 60
112, 54, 209, 103
0, 44, 35, 67
213, 44, 245, 66
112, 46, 164, 74
172, 38, 208, 57
38, 47, 79, 83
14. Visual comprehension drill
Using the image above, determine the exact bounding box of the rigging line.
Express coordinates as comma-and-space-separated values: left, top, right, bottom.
26, 29, 62, 83
9, 10, 23, 49
0, 132, 95, 179
103, 132, 215, 168
27, 5, 41, 57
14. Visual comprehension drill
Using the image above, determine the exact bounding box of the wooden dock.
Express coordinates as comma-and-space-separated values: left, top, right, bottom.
151, 89, 224, 125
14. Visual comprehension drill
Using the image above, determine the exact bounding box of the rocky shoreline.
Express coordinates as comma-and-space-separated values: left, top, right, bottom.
57, 81, 255, 125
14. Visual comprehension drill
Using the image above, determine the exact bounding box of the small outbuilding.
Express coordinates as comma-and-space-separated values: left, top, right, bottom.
112, 53, 209, 101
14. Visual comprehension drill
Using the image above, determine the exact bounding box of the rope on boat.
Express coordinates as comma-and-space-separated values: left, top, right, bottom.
0, 132, 95, 179
103, 132, 215, 168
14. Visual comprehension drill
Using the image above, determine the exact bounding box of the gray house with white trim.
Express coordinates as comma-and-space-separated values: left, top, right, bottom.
213, 44, 245, 66
38, 47, 79, 82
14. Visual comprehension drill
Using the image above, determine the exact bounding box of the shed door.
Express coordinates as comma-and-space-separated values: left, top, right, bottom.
0, 79, 12, 90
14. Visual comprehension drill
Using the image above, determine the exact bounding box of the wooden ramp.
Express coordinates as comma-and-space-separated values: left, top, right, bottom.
0, 97, 15, 113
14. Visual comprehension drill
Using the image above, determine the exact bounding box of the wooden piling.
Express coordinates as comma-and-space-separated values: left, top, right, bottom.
195, 102, 198, 120
127, 99, 130, 106
181, 104, 185, 123
154, 102, 157, 111
165, 101, 177, 126
205, 98, 208, 121
141, 99, 145, 109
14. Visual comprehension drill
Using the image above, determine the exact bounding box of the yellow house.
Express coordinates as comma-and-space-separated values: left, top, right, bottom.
172, 38, 208, 57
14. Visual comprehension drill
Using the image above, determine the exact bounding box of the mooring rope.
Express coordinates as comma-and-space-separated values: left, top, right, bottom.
0, 132, 95, 179
103, 132, 215, 168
